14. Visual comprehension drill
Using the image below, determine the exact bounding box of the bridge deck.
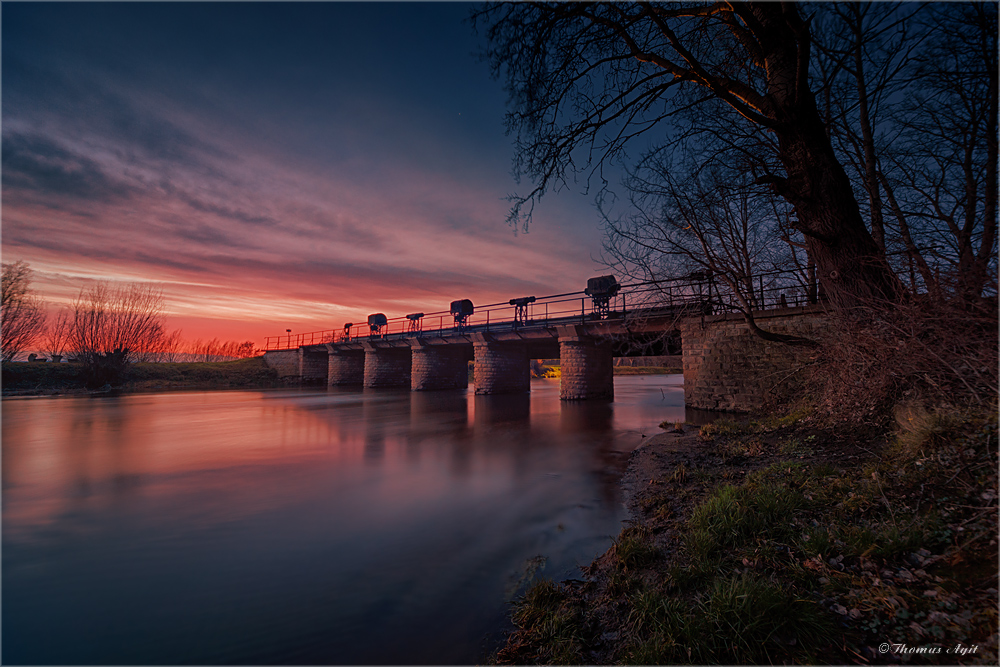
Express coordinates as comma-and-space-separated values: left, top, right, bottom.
266, 269, 823, 351
305, 303, 702, 353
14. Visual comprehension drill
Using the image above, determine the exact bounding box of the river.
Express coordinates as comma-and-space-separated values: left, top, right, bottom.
3, 375, 686, 664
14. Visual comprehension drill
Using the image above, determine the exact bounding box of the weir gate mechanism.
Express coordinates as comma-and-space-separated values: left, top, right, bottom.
263, 270, 827, 403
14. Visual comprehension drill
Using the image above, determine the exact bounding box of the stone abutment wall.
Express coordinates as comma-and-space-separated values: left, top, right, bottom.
680, 307, 829, 412
326, 347, 364, 386
263, 350, 299, 378
300, 349, 328, 383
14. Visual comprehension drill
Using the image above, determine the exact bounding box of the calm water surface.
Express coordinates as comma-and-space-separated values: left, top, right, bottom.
3, 376, 685, 664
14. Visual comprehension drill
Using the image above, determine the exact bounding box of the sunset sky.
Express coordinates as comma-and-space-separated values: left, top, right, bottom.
2, 2, 610, 346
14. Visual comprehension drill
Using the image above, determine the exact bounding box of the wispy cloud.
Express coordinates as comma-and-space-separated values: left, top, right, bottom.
2, 4, 607, 344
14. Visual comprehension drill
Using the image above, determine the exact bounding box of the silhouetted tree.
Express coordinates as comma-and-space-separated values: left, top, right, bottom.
69, 281, 172, 386
1, 261, 47, 361
43, 308, 72, 360
814, 2, 997, 306
185, 338, 259, 362
605, 157, 818, 344
478, 1, 902, 311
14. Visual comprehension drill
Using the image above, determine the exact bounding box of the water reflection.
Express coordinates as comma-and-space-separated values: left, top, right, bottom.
3, 377, 687, 665
473, 393, 531, 426
560, 399, 614, 433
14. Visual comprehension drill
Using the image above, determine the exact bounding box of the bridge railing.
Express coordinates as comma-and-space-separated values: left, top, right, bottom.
706, 268, 825, 313
263, 268, 824, 350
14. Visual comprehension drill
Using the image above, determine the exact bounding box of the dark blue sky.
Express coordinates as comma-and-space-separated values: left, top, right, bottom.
2, 2, 605, 341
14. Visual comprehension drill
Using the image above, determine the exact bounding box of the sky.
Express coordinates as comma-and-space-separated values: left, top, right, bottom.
1, 2, 611, 347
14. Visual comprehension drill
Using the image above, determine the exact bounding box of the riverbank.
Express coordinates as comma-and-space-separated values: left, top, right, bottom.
1, 357, 286, 396
494, 407, 998, 665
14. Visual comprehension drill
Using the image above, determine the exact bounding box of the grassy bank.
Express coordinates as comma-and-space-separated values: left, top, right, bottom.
2, 357, 285, 396
494, 407, 998, 665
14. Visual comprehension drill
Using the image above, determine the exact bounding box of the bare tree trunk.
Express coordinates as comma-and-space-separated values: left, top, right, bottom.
807, 258, 817, 304
850, 6, 887, 254
746, 4, 901, 310
966, 3, 998, 304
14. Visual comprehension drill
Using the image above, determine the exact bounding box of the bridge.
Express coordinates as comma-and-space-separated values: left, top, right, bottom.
263, 270, 828, 410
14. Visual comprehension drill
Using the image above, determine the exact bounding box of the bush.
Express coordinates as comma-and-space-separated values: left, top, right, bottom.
69, 281, 177, 387
809, 299, 998, 422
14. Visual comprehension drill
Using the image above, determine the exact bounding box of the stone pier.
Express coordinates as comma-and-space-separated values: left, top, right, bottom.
557, 326, 614, 400
363, 343, 412, 388
325, 345, 364, 386
472, 336, 529, 395
299, 348, 329, 384
410, 340, 471, 391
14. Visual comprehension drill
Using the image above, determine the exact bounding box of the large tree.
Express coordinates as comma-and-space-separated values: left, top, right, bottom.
478, 1, 906, 310
814, 2, 997, 305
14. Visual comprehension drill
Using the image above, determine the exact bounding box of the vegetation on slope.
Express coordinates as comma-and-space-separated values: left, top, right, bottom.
494, 407, 998, 665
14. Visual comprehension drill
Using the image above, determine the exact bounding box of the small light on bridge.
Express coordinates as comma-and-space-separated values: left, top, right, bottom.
584, 275, 620, 319
509, 296, 536, 327
406, 313, 425, 333
450, 300, 474, 331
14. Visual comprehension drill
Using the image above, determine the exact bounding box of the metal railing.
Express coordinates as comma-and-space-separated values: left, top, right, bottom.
263, 268, 824, 350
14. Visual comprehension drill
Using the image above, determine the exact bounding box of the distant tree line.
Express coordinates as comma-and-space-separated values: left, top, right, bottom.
1, 261, 261, 386
184, 338, 258, 362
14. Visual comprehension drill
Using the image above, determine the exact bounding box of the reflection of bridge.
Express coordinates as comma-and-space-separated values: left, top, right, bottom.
263, 271, 827, 406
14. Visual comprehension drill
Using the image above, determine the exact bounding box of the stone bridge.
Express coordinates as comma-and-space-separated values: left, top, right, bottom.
263, 274, 828, 412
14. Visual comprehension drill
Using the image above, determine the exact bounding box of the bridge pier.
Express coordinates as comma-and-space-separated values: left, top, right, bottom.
325, 345, 364, 386
299, 348, 329, 384
363, 343, 412, 388
557, 327, 614, 400
410, 341, 471, 391
472, 336, 529, 395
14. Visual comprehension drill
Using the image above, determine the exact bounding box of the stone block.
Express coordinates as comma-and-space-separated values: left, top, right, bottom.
326, 346, 364, 385
473, 341, 529, 395
558, 336, 614, 401
363, 346, 412, 388
411, 343, 471, 391
680, 309, 829, 412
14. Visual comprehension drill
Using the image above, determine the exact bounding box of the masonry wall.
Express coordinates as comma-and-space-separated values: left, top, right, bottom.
263, 350, 300, 378
364, 347, 412, 388
474, 342, 529, 395
560, 338, 614, 400
681, 307, 829, 412
300, 349, 328, 383
328, 350, 364, 385
411, 345, 470, 391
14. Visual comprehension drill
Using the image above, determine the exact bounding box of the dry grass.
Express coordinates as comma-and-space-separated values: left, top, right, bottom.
809, 299, 997, 423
